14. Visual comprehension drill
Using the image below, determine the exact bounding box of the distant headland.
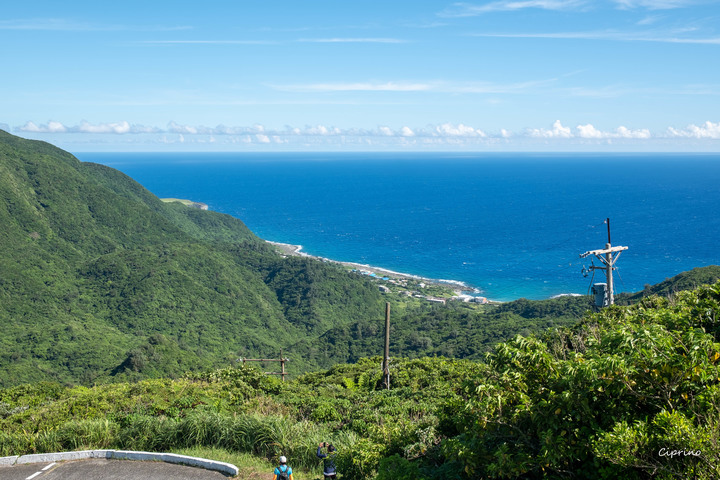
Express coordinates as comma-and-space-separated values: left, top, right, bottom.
160, 198, 209, 210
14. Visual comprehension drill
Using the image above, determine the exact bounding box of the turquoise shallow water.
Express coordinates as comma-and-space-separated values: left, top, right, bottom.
77, 152, 720, 301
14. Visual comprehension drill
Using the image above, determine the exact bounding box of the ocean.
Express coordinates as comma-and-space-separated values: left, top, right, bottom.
76, 152, 720, 301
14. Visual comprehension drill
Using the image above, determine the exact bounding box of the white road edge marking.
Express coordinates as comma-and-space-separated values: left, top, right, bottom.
26, 472, 43, 480
42, 463, 56, 471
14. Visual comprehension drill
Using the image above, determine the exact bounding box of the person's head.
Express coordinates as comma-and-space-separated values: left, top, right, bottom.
279, 455, 287, 465
328, 444, 336, 453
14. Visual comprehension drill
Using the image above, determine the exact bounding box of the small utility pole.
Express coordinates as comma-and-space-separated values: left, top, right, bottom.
280, 348, 286, 382
381, 302, 390, 390
580, 218, 628, 307
240, 350, 289, 382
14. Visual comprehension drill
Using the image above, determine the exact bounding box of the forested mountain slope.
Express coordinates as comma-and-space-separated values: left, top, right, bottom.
0, 130, 383, 386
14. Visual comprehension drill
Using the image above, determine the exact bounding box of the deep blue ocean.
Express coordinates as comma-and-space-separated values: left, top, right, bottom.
76, 152, 720, 301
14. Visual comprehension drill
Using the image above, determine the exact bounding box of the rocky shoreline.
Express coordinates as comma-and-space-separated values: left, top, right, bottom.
268, 241, 442, 282
267, 240, 491, 304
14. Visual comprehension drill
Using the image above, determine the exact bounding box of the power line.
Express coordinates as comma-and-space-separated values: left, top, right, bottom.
579, 218, 628, 308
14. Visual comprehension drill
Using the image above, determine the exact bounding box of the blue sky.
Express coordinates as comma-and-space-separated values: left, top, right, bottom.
2, 0, 719, 151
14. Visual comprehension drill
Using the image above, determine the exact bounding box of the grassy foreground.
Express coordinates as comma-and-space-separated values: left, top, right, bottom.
2, 281, 720, 479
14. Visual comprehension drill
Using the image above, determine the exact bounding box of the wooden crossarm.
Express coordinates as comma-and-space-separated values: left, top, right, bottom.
580, 245, 628, 258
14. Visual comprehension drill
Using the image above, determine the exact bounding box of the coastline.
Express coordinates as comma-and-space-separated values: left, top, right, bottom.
160, 198, 209, 210
266, 240, 489, 301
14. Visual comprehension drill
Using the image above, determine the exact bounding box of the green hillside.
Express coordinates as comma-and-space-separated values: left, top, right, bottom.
0, 130, 384, 386
288, 294, 593, 367
616, 265, 720, 304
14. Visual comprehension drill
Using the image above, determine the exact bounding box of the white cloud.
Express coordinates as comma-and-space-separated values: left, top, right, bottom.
297, 38, 406, 43
613, 0, 699, 10
168, 121, 199, 135
636, 14, 664, 25
18, 120, 161, 134
0, 18, 191, 32
77, 121, 130, 134
139, 40, 276, 45
577, 124, 651, 139
576, 124, 605, 138
469, 30, 720, 45
440, 1, 587, 17
615, 126, 651, 139
298, 125, 342, 136
401, 126, 415, 137
19, 120, 68, 133
434, 123, 486, 137
0, 18, 103, 31
168, 123, 271, 135
309, 125, 331, 135
447, 78, 559, 94
402, 21, 450, 29
528, 120, 573, 138
272, 77, 566, 95
209, 125, 236, 135
12, 119, 720, 149
274, 82, 432, 92
439, 0, 695, 17
667, 121, 720, 139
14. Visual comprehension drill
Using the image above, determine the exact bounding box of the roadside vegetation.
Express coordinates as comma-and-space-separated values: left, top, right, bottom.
2, 281, 719, 479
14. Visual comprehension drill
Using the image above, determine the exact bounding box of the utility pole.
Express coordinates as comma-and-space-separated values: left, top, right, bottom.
580, 218, 628, 307
240, 350, 289, 381
381, 302, 390, 390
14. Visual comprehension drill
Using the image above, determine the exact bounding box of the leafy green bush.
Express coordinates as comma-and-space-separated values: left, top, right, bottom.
376, 454, 424, 480
439, 283, 720, 479
336, 438, 384, 480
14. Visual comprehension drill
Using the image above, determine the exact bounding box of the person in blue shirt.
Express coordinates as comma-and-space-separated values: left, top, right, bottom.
272, 455, 294, 480
317, 442, 338, 479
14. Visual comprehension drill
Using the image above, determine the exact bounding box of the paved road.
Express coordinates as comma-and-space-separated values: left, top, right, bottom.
0, 458, 233, 479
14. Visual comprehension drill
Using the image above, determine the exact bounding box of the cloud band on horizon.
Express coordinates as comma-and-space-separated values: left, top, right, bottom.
12, 120, 720, 141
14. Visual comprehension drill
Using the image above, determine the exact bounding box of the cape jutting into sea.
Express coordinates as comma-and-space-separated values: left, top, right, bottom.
78, 152, 720, 301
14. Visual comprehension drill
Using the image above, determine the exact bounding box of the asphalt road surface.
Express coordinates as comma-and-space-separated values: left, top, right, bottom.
0, 458, 233, 479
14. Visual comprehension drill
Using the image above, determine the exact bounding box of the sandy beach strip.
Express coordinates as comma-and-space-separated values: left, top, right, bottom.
266, 240, 476, 291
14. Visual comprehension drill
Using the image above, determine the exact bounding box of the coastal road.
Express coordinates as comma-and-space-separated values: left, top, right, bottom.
0, 458, 233, 479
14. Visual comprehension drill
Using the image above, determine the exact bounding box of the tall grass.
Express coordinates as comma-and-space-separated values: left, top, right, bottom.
0, 409, 363, 476
0, 418, 119, 456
